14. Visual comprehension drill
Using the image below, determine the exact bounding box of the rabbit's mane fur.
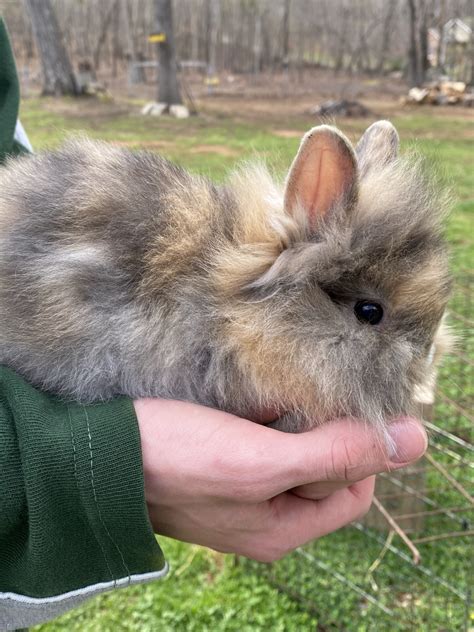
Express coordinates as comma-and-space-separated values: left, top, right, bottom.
209, 156, 451, 432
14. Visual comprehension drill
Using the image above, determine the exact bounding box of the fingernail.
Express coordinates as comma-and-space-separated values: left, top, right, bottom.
388, 418, 428, 463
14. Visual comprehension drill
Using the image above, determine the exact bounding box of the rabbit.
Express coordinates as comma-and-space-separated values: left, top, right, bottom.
0, 121, 452, 440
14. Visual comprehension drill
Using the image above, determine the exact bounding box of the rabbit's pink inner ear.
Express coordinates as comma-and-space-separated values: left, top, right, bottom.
284, 127, 358, 229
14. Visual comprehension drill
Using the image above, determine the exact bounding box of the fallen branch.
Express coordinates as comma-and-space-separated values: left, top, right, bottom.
424, 451, 474, 505
412, 529, 474, 544
372, 496, 421, 564
365, 530, 395, 591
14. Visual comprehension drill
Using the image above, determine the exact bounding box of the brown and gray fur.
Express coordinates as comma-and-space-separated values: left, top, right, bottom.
0, 122, 452, 439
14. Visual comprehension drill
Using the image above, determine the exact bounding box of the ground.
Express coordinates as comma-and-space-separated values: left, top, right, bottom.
16, 82, 473, 631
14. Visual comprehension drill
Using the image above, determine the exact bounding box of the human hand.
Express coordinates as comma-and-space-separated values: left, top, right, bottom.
135, 399, 427, 562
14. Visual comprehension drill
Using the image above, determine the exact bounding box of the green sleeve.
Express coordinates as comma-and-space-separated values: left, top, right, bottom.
0, 366, 167, 631
0, 17, 30, 162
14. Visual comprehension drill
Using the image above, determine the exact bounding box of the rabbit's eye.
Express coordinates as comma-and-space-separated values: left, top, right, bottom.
354, 301, 384, 325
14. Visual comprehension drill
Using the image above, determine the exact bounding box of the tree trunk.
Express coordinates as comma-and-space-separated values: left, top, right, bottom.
418, 0, 429, 76
253, 9, 262, 75
92, 0, 118, 72
154, 0, 182, 105
190, 0, 199, 61
22, 8, 35, 61
121, 0, 135, 61
208, 0, 220, 74
407, 0, 427, 87
407, 0, 419, 86
377, 0, 397, 74
281, 0, 291, 66
24, 0, 79, 96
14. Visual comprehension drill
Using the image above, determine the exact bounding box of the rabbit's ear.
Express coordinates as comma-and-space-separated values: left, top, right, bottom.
356, 120, 399, 177
284, 125, 358, 230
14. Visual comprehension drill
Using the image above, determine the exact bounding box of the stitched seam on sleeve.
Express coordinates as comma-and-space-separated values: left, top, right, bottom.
67, 405, 115, 584
83, 406, 131, 586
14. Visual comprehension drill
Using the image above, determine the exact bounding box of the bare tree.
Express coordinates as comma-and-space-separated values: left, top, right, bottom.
281, 0, 291, 66
190, 1, 199, 61
377, 1, 398, 73
334, 2, 350, 72
408, 0, 419, 85
4, 0, 470, 89
154, 0, 182, 104
407, 0, 429, 86
207, 0, 220, 73
24, 0, 79, 95
92, 0, 119, 71
253, 7, 263, 74
418, 0, 430, 77
121, 0, 135, 61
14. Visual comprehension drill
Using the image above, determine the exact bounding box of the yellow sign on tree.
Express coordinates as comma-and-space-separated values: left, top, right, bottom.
148, 32, 166, 43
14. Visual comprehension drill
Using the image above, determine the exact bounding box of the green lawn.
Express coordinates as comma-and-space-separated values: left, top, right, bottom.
23, 96, 472, 631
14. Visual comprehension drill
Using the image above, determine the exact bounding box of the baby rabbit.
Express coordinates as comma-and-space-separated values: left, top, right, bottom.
0, 121, 451, 437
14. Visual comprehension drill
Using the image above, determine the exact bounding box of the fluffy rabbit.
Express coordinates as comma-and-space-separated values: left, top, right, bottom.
0, 121, 452, 436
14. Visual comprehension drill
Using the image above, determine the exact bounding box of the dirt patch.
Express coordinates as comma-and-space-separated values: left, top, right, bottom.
110, 140, 175, 149
189, 144, 240, 157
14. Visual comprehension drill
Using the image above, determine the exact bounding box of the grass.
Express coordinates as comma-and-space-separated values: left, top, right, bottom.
22, 95, 472, 632
36, 541, 316, 631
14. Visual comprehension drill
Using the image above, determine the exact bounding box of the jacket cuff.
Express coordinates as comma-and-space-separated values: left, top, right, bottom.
0, 367, 167, 630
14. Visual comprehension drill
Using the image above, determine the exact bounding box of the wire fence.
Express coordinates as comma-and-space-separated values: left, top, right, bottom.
244, 275, 473, 630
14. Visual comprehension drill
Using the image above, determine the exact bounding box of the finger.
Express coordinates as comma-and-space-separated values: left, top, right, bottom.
251, 477, 376, 562
269, 417, 427, 495
292, 480, 348, 500
136, 399, 426, 504
292, 474, 375, 501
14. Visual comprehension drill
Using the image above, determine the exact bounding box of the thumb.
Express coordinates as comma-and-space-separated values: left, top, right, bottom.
272, 417, 427, 494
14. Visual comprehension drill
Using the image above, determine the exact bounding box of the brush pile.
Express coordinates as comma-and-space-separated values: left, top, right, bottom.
404, 81, 473, 106
309, 99, 374, 118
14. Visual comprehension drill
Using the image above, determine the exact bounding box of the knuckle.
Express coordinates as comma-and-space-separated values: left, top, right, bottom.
325, 436, 357, 482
